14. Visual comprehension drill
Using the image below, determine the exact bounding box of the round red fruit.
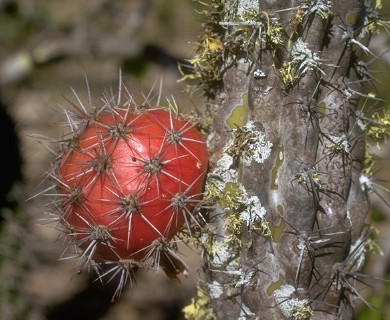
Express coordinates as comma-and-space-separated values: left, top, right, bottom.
58, 107, 208, 261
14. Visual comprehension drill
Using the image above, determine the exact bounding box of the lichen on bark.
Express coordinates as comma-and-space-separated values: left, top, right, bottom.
183, 1, 389, 319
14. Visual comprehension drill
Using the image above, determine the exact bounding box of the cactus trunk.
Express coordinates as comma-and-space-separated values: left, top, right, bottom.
188, 1, 382, 319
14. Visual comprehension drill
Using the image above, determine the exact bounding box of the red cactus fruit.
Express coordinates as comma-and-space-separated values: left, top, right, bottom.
56, 105, 208, 267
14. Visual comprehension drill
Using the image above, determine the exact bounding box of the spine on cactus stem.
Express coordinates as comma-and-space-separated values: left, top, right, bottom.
38, 75, 209, 299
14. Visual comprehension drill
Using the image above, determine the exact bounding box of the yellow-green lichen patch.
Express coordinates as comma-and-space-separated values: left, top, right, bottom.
269, 205, 286, 242
266, 274, 284, 296
300, 0, 332, 20
279, 61, 298, 89
273, 284, 312, 319
218, 182, 243, 210
367, 109, 390, 147
271, 145, 284, 190
220, 182, 246, 246
325, 134, 350, 155
217, 182, 270, 245
183, 285, 216, 320
316, 101, 326, 122
205, 172, 271, 251
279, 37, 325, 89
226, 92, 248, 129
290, 305, 314, 320
226, 122, 273, 166
362, 149, 374, 176
179, 1, 287, 97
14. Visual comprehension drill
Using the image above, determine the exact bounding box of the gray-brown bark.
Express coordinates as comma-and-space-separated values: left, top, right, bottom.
199, 1, 376, 319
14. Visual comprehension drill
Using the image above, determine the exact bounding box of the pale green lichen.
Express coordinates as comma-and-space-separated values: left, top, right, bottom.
234, 268, 254, 288
239, 195, 267, 227
325, 134, 351, 155
208, 281, 224, 299
295, 169, 322, 189
223, 184, 271, 245
209, 237, 235, 267
201, 119, 272, 291
226, 121, 273, 166
198, 218, 239, 269
208, 155, 238, 190
273, 284, 313, 320
206, 180, 270, 250
359, 174, 372, 193
300, 0, 332, 20
235, 0, 260, 18
280, 1, 332, 87
291, 38, 325, 75
280, 38, 325, 88
205, 122, 273, 244
180, 1, 285, 97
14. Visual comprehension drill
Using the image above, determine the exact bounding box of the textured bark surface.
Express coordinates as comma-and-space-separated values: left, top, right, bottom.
201, 1, 374, 319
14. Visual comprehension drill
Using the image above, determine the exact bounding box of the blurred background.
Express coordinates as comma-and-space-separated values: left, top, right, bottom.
0, 1, 204, 319
0, 0, 389, 319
